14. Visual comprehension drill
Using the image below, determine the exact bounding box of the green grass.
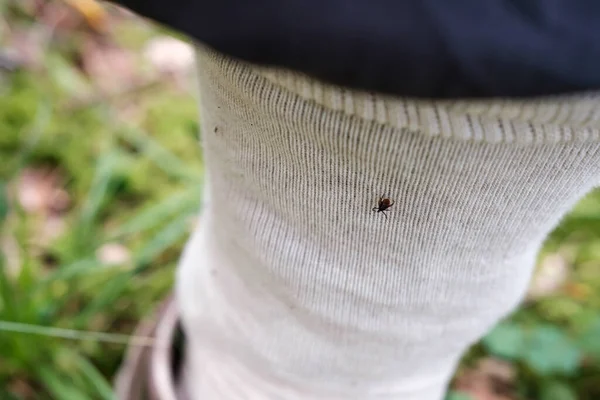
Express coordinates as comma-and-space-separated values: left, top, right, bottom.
1, 2, 599, 399
1, 4, 201, 397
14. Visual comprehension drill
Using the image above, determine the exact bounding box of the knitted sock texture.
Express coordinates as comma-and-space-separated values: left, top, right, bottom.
176, 46, 600, 400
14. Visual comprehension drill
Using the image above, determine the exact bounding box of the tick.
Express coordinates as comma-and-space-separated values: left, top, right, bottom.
372, 196, 394, 219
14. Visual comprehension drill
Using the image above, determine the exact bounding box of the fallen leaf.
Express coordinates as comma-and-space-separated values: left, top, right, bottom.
3, 28, 46, 71
36, 214, 67, 247
143, 36, 195, 77
15, 166, 70, 216
63, 0, 109, 33
527, 253, 569, 300
11, 167, 70, 251
37, 0, 83, 32
477, 358, 515, 382
48, 188, 71, 214
8, 378, 37, 400
454, 358, 517, 400
562, 282, 592, 300
96, 242, 131, 265
80, 38, 138, 94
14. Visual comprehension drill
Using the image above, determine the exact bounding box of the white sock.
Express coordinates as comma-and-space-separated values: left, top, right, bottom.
176, 46, 600, 400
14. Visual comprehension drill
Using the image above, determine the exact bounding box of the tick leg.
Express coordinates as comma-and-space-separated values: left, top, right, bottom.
372, 207, 378, 212
382, 211, 388, 219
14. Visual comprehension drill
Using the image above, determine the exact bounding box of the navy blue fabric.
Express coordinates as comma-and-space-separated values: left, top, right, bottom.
112, 0, 600, 99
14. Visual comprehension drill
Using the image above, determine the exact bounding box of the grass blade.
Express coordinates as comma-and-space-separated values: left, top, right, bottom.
73, 270, 133, 328
109, 188, 199, 239
118, 126, 199, 181
79, 152, 122, 228
0, 254, 17, 320
134, 212, 194, 267
38, 366, 92, 400
73, 352, 116, 400
0, 181, 8, 224
40, 258, 103, 285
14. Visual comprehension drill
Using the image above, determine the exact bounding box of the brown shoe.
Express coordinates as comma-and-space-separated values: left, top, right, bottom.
114, 295, 186, 400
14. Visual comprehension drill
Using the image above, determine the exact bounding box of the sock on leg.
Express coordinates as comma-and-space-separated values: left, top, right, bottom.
177, 47, 600, 400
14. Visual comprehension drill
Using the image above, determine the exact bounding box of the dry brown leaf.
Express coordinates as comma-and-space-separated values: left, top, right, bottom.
527, 253, 569, 300
80, 38, 137, 94
7, 378, 37, 400
562, 281, 592, 300
96, 242, 131, 266
37, 0, 83, 32
63, 0, 109, 32
143, 36, 195, 79
36, 214, 67, 246
15, 166, 70, 216
476, 358, 516, 382
11, 166, 70, 251
454, 358, 517, 400
5, 28, 46, 70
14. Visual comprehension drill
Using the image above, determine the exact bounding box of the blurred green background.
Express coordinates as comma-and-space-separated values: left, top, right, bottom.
0, 1, 599, 399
